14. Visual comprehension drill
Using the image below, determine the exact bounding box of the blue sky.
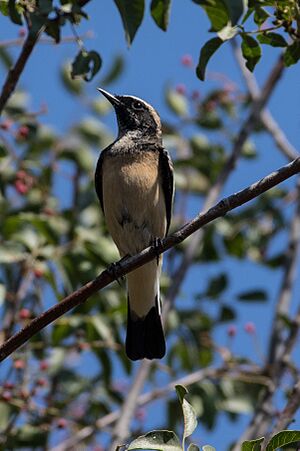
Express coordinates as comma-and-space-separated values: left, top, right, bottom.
1, 1, 300, 449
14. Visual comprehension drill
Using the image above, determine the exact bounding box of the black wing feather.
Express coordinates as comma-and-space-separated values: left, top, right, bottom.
159, 148, 174, 235
94, 149, 106, 214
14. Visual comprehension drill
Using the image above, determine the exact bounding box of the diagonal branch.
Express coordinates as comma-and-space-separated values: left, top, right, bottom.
1, 157, 300, 362
232, 41, 299, 162
0, 29, 43, 116
51, 364, 266, 451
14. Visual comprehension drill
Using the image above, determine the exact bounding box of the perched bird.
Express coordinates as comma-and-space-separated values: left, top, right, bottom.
95, 89, 174, 361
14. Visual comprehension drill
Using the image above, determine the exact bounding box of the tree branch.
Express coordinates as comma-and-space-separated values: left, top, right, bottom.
0, 29, 43, 116
1, 157, 300, 362
232, 41, 299, 162
51, 364, 266, 451
269, 380, 300, 439
268, 180, 300, 364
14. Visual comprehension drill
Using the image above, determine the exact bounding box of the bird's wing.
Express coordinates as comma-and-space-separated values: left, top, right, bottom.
95, 149, 106, 214
159, 148, 174, 235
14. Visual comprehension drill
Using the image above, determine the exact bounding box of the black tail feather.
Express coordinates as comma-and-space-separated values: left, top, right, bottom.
125, 297, 166, 361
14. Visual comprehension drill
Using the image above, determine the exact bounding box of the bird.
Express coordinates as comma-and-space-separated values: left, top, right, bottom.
95, 88, 174, 361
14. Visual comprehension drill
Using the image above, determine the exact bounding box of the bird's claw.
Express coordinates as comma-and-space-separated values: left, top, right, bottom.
107, 255, 129, 285
152, 237, 163, 265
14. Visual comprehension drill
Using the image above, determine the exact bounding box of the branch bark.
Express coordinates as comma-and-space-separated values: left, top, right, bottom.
51, 364, 265, 451
0, 29, 43, 116
232, 41, 299, 162
1, 157, 300, 362
232, 187, 300, 449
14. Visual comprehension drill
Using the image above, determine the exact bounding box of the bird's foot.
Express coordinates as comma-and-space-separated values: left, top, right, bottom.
107, 255, 129, 286
152, 237, 163, 265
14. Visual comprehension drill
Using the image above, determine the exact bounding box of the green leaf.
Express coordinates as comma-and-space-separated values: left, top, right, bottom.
150, 0, 171, 31
206, 273, 228, 298
237, 289, 267, 302
196, 37, 224, 81
165, 89, 188, 117
242, 437, 264, 451
253, 7, 269, 26
196, 0, 229, 31
175, 385, 198, 446
113, 0, 145, 44
202, 446, 216, 451
8, 0, 23, 24
266, 430, 300, 451
223, 0, 244, 25
188, 445, 200, 451
71, 49, 102, 81
127, 430, 182, 450
61, 63, 83, 94
257, 32, 287, 48
241, 34, 261, 71
45, 17, 61, 43
284, 41, 300, 67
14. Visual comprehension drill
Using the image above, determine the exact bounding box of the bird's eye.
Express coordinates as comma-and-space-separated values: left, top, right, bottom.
132, 100, 143, 110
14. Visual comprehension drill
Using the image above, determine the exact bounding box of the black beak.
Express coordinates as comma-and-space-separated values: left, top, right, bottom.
97, 88, 121, 107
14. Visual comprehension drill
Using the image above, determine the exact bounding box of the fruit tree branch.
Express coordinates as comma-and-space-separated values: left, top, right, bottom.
0, 156, 300, 362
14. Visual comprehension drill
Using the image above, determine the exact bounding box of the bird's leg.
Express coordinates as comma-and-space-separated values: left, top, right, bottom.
107, 255, 130, 286
152, 237, 163, 265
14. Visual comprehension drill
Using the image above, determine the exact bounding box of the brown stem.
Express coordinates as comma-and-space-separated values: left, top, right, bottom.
0, 30, 42, 116
0, 157, 299, 362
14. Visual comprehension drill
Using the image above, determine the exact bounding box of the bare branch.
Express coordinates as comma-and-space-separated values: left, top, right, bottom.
0, 157, 299, 358
232, 41, 299, 162
0, 29, 43, 116
268, 181, 300, 364
51, 364, 266, 451
269, 380, 300, 437
0, 32, 94, 49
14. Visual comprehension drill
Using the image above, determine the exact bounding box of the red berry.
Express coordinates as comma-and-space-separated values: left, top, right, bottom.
175, 84, 186, 95
0, 119, 13, 130
181, 54, 193, 67
2, 391, 12, 402
16, 170, 27, 180
39, 361, 49, 371
33, 268, 44, 278
57, 418, 67, 429
227, 325, 237, 337
20, 388, 29, 399
18, 28, 26, 38
43, 207, 56, 216
244, 322, 256, 334
14, 359, 25, 370
37, 378, 47, 387
16, 125, 29, 140
14, 180, 28, 195
19, 308, 31, 320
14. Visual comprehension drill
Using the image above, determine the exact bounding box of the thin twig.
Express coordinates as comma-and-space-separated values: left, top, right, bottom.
50, 364, 266, 451
268, 180, 300, 364
0, 157, 299, 363
0, 32, 94, 48
0, 28, 44, 116
269, 380, 300, 437
232, 41, 299, 162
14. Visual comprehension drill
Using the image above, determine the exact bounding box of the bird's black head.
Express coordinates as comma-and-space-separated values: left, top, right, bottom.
97, 88, 162, 140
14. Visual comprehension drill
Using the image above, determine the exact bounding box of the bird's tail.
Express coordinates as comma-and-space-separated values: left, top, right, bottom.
125, 260, 166, 360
